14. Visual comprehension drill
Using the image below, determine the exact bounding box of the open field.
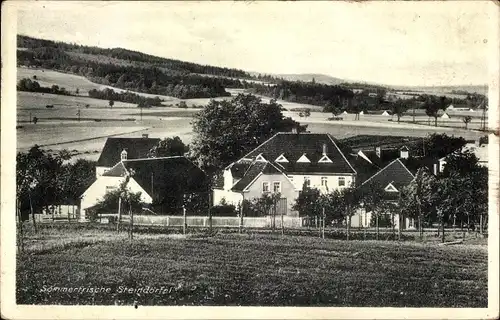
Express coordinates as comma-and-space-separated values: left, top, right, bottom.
16, 70, 487, 159
16, 225, 487, 306
17, 67, 241, 107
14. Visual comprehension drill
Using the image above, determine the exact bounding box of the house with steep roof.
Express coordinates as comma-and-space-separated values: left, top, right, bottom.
214, 132, 357, 217
95, 135, 161, 177
80, 156, 208, 220
351, 158, 417, 229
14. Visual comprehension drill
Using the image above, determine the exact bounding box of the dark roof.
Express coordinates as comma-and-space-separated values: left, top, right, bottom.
229, 160, 253, 179
359, 149, 401, 168
240, 133, 356, 174
97, 137, 161, 167
360, 159, 415, 192
231, 161, 270, 192
347, 154, 381, 186
103, 157, 208, 200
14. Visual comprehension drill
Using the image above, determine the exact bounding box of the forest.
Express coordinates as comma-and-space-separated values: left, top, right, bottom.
88, 88, 164, 107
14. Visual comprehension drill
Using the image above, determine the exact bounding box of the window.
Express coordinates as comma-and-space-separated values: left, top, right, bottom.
273, 182, 281, 193
106, 186, 116, 192
338, 177, 346, 187
262, 182, 270, 193
304, 177, 311, 187
321, 177, 328, 187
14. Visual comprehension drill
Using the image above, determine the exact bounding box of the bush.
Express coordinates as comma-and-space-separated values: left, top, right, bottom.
211, 204, 237, 216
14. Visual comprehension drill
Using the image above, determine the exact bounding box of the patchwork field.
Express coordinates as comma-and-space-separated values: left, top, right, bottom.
15, 68, 488, 160
16, 226, 487, 307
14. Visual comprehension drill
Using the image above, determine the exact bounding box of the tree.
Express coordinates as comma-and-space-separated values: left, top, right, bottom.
424, 96, 448, 127
109, 99, 114, 108
16, 146, 67, 230
440, 149, 480, 178
292, 186, 323, 220
462, 115, 472, 129
424, 133, 466, 159
323, 187, 362, 240
400, 168, 436, 239
148, 136, 189, 157
360, 181, 386, 240
75, 88, 79, 95
94, 175, 144, 238
190, 94, 306, 175
59, 159, 96, 206
391, 99, 407, 123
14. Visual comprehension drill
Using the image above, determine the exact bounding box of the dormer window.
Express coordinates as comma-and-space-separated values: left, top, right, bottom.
120, 149, 128, 161
318, 154, 333, 163
275, 154, 289, 163
255, 154, 266, 162
385, 183, 398, 192
297, 153, 310, 163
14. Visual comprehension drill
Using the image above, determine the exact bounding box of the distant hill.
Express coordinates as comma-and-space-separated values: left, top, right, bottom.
271, 73, 345, 86
391, 85, 488, 96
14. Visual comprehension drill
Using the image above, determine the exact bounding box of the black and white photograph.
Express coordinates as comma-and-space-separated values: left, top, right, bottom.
1, 1, 499, 319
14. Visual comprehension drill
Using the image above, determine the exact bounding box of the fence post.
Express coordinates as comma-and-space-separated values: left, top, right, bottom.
117, 197, 122, 232
183, 194, 187, 235
239, 201, 244, 234
166, 216, 169, 227
322, 208, 325, 239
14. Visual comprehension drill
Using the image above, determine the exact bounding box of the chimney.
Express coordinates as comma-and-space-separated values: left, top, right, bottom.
375, 146, 382, 158
142, 134, 149, 138
322, 143, 327, 156
120, 149, 128, 161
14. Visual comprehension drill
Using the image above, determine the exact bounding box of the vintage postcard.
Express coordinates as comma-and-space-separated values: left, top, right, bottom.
1, 1, 499, 319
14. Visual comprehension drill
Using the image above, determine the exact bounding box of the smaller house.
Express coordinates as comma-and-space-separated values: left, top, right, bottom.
80, 156, 208, 220
381, 110, 392, 116
342, 111, 348, 115
95, 135, 161, 177
440, 112, 450, 119
358, 111, 364, 115
351, 158, 416, 230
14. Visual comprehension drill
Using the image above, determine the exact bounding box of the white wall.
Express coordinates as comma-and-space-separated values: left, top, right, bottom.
96, 166, 111, 178
289, 174, 354, 193
80, 176, 152, 221
213, 188, 243, 206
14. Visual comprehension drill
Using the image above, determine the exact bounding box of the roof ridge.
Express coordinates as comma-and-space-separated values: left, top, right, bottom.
327, 134, 357, 174
360, 158, 401, 187
123, 156, 185, 162
239, 132, 281, 160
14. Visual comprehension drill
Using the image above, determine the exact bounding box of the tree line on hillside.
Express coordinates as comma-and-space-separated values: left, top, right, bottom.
88, 88, 163, 107
17, 77, 72, 96
18, 35, 252, 79
17, 47, 237, 99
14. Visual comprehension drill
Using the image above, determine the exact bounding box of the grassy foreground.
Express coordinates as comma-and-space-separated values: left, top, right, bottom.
17, 227, 487, 307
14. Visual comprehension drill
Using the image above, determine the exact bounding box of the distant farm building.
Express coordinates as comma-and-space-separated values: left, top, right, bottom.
381, 110, 392, 116
440, 112, 450, 119
358, 111, 364, 115
446, 104, 469, 112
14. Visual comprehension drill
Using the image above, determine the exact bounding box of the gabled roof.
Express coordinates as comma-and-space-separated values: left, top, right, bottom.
231, 162, 268, 192
231, 161, 286, 192
97, 137, 161, 167
240, 133, 356, 174
228, 160, 253, 179
358, 149, 401, 168
360, 159, 415, 192
103, 156, 208, 200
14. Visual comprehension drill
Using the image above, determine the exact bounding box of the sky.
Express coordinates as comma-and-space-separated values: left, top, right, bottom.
15, 1, 494, 87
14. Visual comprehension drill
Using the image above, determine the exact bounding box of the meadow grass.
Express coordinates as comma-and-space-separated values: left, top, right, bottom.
17, 225, 487, 307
